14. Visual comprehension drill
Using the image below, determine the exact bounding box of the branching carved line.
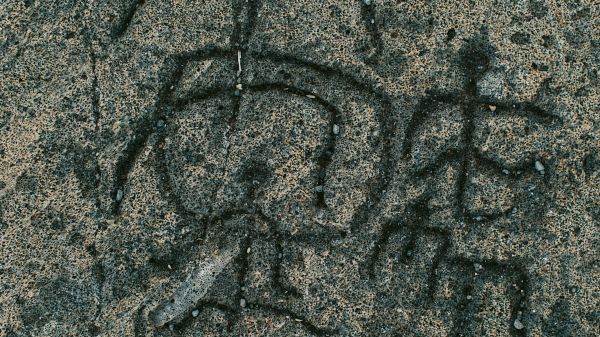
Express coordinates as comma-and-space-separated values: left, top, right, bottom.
110, 47, 394, 332
111, 48, 233, 216
106, 1, 553, 335
247, 83, 342, 209
448, 257, 530, 337
365, 196, 430, 277
401, 93, 461, 159
400, 82, 560, 224
369, 65, 551, 333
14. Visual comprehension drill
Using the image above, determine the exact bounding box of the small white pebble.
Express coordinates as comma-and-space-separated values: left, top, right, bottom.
534, 160, 545, 174
236, 83, 243, 90
192, 309, 199, 317
514, 319, 524, 330
116, 189, 123, 201
237, 50, 242, 75
502, 169, 510, 175
489, 105, 497, 112
306, 94, 316, 99
466, 295, 472, 300
246, 247, 251, 254
240, 298, 246, 307
332, 124, 340, 135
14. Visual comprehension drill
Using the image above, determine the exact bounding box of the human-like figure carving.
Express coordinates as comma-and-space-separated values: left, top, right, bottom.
103, 2, 564, 336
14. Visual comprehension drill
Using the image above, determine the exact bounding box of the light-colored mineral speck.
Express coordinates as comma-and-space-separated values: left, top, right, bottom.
333, 124, 340, 135
237, 50, 242, 76
116, 189, 123, 201
535, 160, 545, 174
514, 318, 524, 330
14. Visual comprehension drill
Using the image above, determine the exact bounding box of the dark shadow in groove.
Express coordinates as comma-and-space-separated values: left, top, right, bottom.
448, 257, 530, 337
242, 0, 262, 48
401, 93, 461, 159
110, 46, 397, 335
424, 234, 450, 302
365, 196, 431, 277
474, 98, 563, 125
133, 305, 146, 337
111, 47, 233, 216
111, 0, 146, 39
272, 240, 302, 298
247, 50, 397, 236
248, 302, 340, 336
359, 0, 383, 64
248, 83, 342, 210
449, 282, 475, 336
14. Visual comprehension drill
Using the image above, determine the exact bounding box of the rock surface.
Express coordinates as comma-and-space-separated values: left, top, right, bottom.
0, 0, 598, 336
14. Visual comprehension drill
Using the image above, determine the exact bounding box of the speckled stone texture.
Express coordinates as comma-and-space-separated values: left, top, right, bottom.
0, 0, 598, 336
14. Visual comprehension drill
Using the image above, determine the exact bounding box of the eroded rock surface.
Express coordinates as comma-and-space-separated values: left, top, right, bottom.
1, 1, 598, 336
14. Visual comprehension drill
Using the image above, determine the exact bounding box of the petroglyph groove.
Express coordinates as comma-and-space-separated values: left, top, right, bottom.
399, 85, 560, 225
112, 50, 397, 241
366, 209, 531, 337
111, 0, 146, 39
247, 303, 340, 336
109, 46, 396, 334
359, 0, 384, 64
111, 47, 233, 216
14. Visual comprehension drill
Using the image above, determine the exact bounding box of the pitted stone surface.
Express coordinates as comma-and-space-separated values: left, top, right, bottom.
0, 1, 598, 336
